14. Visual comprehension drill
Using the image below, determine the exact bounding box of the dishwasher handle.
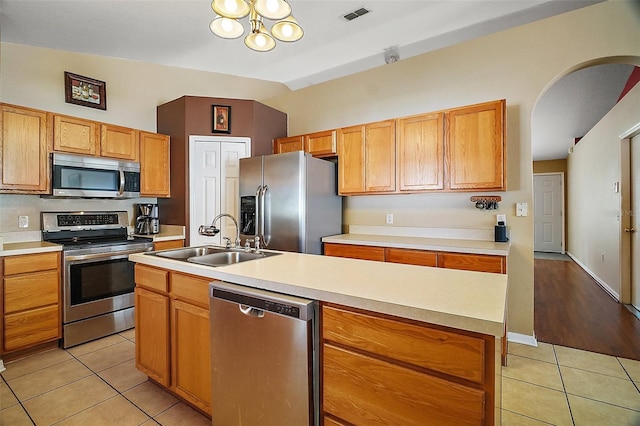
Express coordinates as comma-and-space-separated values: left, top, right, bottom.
239, 304, 265, 318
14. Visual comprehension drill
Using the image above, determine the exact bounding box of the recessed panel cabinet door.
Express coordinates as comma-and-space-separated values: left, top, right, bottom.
53, 114, 99, 156
446, 99, 505, 190
101, 124, 138, 160
365, 120, 396, 192
338, 125, 366, 194
398, 113, 444, 191
0, 104, 50, 193
140, 131, 170, 197
135, 287, 170, 386
273, 135, 303, 154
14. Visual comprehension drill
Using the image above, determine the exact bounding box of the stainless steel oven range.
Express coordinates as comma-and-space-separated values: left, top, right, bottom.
42, 211, 153, 348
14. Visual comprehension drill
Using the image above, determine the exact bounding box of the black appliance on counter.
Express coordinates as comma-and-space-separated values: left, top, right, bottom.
135, 203, 159, 235
42, 211, 153, 348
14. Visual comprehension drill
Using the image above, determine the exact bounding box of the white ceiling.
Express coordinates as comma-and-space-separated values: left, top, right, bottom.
0, 0, 631, 160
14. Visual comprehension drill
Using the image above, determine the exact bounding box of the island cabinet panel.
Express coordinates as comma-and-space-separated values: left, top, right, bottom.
438, 252, 506, 274
100, 124, 138, 160
2, 252, 61, 354
135, 287, 170, 387
323, 243, 384, 261
321, 304, 495, 426
397, 112, 445, 191
171, 298, 211, 413
385, 247, 437, 267
322, 305, 486, 384
0, 104, 51, 193
446, 100, 505, 191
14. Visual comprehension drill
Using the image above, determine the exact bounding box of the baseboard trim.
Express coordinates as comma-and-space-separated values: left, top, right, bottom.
507, 332, 538, 347
566, 252, 620, 301
0, 359, 5, 373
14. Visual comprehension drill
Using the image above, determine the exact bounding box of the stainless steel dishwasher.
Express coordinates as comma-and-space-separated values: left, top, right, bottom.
210, 281, 318, 426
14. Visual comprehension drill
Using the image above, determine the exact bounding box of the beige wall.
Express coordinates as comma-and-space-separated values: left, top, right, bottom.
1, 1, 639, 338
567, 82, 640, 299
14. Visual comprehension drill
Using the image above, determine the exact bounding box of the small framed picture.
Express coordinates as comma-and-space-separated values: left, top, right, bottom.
212, 105, 231, 133
64, 72, 107, 110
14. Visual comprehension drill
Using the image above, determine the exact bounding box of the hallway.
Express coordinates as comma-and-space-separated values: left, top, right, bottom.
534, 255, 640, 361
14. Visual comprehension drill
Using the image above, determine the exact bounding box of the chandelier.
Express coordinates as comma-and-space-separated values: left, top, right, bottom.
210, 0, 304, 52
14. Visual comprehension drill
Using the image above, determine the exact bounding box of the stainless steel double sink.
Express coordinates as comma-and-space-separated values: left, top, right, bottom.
149, 245, 280, 267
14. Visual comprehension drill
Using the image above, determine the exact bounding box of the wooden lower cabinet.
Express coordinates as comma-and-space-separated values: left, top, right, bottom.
1, 252, 61, 354
153, 239, 185, 251
438, 252, 506, 274
134, 264, 212, 416
322, 304, 495, 425
323, 243, 384, 261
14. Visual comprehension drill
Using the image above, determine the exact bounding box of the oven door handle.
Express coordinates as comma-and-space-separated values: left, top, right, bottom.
65, 248, 151, 262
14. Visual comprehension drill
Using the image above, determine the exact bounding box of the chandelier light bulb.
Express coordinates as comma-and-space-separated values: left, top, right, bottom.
221, 18, 234, 32
265, 0, 279, 14
224, 0, 238, 13
255, 34, 266, 47
280, 23, 293, 37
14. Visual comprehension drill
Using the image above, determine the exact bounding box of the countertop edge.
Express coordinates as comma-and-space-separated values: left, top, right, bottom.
0, 242, 63, 257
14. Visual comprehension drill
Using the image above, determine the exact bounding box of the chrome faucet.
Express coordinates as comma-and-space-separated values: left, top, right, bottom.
198, 213, 241, 248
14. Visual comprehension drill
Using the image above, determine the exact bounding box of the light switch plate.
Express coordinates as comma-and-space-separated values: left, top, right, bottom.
516, 203, 528, 217
19, 215, 29, 228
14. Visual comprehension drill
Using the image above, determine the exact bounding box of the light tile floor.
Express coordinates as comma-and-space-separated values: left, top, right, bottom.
2, 331, 640, 425
0, 330, 210, 426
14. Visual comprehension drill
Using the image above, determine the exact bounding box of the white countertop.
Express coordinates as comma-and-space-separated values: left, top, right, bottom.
130, 248, 507, 337
322, 233, 510, 256
0, 241, 62, 257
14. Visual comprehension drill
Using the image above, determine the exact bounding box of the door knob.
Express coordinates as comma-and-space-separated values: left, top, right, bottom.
624, 227, 636, 233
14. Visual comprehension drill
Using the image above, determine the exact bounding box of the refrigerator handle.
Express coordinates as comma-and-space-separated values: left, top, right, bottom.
260, 185, 270, 247
255, 185, 262, 239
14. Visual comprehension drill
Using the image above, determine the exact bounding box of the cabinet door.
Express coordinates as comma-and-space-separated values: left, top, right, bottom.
171, 299, 211, 414
337, 125, 365, 194
101, 124, 138, 160
438, 252, 506, 274
365, 120, 396, 192
446, 99, 505, 190
53, 114, 99, 155
0, 104, 50, 193
324, 243, 385, 262
306, 130, 336, 157
4, 270, 60, 314
135, 287, 170, 386
397, 113, 444, 191
273, 135, 304, 154
140, 131, 171, 197
4, 305, 60, 353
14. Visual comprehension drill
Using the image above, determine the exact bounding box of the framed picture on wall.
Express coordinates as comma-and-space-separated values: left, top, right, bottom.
212, 105, 231, 133
64, 72, 107, 110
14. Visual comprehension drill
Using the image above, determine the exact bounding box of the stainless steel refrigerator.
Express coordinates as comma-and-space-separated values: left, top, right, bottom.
239, 151, 342, 254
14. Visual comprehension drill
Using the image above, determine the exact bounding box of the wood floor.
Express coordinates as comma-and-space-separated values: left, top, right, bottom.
534, 256, 640, 361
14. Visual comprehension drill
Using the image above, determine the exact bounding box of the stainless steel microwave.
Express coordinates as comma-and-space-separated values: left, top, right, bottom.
51, 153, 141, 199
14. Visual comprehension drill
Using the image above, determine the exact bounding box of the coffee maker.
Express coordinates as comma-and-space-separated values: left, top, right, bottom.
135, 203, 159, 235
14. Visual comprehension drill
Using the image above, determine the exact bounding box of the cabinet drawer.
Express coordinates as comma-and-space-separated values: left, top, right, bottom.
385, 247, 437, 267
4, 252, 59, 275
438, 252, 506, 274
153, 240, 184, 251
323, 344, 485, 426
4, 305, 60, 352
322, 305, 485, 383
171, 273, 211, 307
4, 270, 59, 314
324, 243, 384, 261
135, 264, 169, 292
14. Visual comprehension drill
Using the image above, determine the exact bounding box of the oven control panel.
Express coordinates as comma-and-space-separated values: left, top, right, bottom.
58, 214, 119, 227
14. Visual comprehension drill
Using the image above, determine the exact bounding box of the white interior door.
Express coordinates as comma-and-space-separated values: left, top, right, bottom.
631, 134, 639, 310
534, 173, 564, 253
189, 136, 250, 247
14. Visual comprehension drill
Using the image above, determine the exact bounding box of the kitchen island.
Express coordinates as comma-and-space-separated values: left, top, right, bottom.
130, 247, 507, 425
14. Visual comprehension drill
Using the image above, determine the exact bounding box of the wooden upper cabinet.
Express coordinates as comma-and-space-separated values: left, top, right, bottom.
0, 104, 50, 193
273, 135, 303, 154
337, 125, 366, 194
101, 124, 138, 160
140, 131, 170, 198
53, 114, 99, 156
397, 112, 444, 191
305, 130, 336, 157
446, 99, 506, 191
365, 120, 396, 193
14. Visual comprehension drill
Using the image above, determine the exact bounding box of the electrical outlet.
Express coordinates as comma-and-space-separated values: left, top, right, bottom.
19, 215, 29, 228
386, 213, 393, 224
496, 214, 506, 224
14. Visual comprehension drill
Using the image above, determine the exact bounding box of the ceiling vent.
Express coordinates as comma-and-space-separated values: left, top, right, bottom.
343, 7, 370, 21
